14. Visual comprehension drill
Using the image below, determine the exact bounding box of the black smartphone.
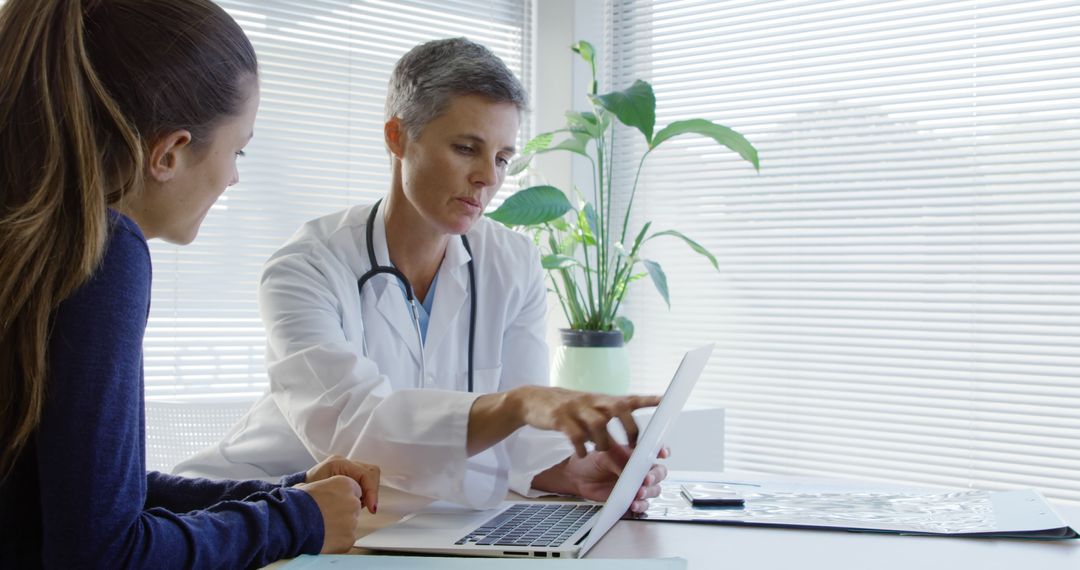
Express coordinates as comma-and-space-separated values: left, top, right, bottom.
680, 483, 745, 507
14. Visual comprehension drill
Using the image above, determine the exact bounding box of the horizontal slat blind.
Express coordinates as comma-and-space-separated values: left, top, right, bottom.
607, 0, 1080, 504
143, 0, 532, 400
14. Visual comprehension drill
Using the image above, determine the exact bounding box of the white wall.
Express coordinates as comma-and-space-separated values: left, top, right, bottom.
533, 0, 606, 361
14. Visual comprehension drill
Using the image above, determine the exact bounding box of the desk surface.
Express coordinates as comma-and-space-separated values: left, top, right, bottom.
590, 504, 1080, 570
270, 472, 1080, 569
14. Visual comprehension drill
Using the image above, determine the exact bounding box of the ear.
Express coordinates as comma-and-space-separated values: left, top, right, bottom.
384, 117, 407, 159
147, 130, 193, 182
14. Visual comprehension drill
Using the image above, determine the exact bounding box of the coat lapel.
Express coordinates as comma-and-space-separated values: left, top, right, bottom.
422, 235, 471, 358
365, 204, 423, 368
372, 280, 424, 367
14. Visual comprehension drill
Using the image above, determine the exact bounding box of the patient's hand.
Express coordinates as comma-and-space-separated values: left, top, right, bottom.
304, 454, 381, 513
296, 455, 381, 553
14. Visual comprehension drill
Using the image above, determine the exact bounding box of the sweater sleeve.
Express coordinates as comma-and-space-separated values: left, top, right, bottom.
37, 216, 323, 569
144, 471, 308, 513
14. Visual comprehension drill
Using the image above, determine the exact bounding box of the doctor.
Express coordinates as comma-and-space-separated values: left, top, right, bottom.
176, 38, 668, 510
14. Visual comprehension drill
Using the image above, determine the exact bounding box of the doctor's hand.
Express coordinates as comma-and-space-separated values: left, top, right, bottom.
511, 386, 662, 458
296, 455, 381, 553
533, 444, 670, 513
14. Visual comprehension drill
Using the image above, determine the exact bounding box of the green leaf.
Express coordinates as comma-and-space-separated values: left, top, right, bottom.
649, 229, 719, 271
612, 271, 647, 303
643, 259, 670, 308
629, 221, 652, 258
576, 208, 596, 246
615, 316, 635, 343
507, 131, 561, 176
571, 40, 595, 67
558, 231, 578, 255
566, 111, 602, 138
566, 110, 596, 129
549, 217, 570, 232
572, 186, 587, 205
611, 278, 627, 301
651, 119, 759, 171
591, 80, 656, 144
507, 155, 533, 176
523, 131, 557, 155
542, 131, 591, 157
546, 230, 561, 253
518, 131, 590, 161
541, 254, 580, 269
599, 109, 613, 132
583, 202, 600, 242
486, 186, 573, 226
571, 41, 598, 94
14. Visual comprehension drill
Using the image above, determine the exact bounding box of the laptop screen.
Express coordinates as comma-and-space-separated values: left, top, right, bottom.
578, 343, 715, 556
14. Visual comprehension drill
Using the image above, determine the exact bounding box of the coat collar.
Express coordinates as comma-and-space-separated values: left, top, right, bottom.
424, 238, 471, 356
362, 202, 476, 367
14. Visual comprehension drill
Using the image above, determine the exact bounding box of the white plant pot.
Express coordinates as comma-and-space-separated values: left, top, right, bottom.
551, 329, 631, 395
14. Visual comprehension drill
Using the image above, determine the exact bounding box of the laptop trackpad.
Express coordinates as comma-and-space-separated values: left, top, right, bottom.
358, 508, 492, 548
401, 512, 484, 531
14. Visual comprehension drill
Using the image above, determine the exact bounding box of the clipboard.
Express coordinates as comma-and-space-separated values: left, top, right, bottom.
634, 480, 1079, 540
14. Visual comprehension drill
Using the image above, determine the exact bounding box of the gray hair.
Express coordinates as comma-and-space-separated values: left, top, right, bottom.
386, 37, 529, 139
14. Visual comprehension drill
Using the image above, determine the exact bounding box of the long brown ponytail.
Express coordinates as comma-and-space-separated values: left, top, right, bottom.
0, 0, 257, 480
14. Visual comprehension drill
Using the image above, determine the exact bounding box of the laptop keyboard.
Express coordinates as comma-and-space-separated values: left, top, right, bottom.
455, 503, 602, 548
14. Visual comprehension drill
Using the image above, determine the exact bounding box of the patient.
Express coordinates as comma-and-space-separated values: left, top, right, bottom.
0, 0, 378, 567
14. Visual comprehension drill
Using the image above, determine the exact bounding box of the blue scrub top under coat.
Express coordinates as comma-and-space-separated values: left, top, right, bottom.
389, 266, 439, 343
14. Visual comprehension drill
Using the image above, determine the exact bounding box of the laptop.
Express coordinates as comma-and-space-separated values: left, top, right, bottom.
355, 343, 715, 559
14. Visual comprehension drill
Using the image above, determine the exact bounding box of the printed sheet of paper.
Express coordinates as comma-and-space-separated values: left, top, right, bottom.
636, 480, 1077, 539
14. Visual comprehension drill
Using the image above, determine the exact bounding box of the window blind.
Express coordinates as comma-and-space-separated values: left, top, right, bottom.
606, 0, 1080, 504
142, 0, 533, 401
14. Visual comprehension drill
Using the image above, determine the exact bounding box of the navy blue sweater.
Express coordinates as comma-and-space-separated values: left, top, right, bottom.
0, 211, 324, 568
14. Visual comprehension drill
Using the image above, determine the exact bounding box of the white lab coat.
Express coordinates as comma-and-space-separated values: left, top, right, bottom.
173, 203, 572, 507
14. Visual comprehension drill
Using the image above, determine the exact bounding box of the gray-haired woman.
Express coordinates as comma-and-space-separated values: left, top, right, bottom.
177, 37, 669, 514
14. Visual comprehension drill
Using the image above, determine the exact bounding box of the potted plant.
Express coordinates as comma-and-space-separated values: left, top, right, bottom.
487, 41, 759, 394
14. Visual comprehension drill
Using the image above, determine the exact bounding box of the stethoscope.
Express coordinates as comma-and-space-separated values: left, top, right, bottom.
356, 199, 477, 392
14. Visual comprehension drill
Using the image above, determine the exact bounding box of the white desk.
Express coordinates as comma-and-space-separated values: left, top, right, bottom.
590, 502, 1080, 570
592, 470, 1080, 569
269, 471, 1080, 569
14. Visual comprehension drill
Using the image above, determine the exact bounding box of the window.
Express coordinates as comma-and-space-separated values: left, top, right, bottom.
143, 0, 533, 402
607, 0, 1080, 504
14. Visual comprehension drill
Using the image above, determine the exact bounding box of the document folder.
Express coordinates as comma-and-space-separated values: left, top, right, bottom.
637, 480, 1078, 540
